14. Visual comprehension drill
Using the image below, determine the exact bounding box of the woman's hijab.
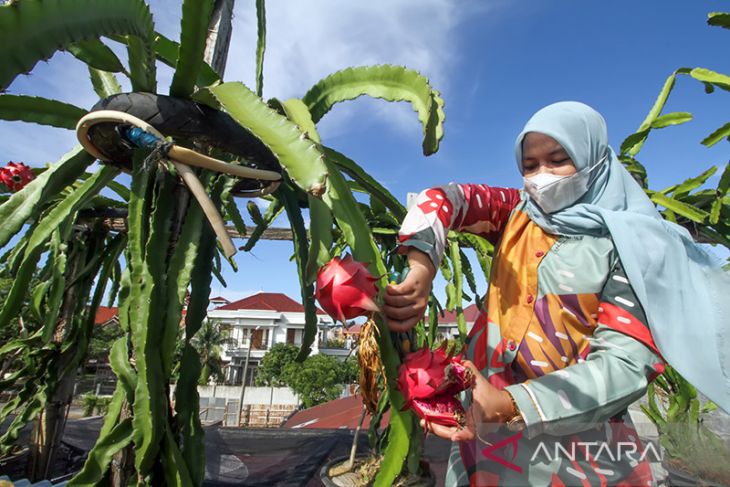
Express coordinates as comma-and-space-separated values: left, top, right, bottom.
515, 101, 730, 413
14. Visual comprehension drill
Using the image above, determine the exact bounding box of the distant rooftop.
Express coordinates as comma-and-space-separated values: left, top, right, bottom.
284, 395, 390, 429
437, 303, 481, 324
214, 291, 327, 315
94, 306, 118, 325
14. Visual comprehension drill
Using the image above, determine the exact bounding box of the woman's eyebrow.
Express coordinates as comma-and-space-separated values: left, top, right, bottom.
549, 148, 568, 156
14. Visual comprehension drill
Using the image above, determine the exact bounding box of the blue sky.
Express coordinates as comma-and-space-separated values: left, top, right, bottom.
2, 0, 729, 305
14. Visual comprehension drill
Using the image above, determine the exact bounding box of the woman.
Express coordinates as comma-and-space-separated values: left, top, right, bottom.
383, 101, 730, 486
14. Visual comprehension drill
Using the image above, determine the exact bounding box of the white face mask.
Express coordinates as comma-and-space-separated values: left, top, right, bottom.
523, 156, 607, 214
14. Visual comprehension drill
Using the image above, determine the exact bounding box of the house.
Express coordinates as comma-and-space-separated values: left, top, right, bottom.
88, 306, 121, 381
209, 296, 230, 309
207, 292, 336, 385
94, 306, 119, 327
435, 303, 481, 339
318, 321, 359, 357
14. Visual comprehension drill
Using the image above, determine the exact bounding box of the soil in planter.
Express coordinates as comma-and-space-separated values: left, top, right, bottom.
666, 456, 730, 487
327, 455, 434, 487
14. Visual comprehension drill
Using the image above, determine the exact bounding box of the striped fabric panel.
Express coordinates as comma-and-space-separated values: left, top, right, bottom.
513, 293, 598, 379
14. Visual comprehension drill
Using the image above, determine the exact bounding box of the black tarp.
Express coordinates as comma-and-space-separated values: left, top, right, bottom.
1, 417, 452, 486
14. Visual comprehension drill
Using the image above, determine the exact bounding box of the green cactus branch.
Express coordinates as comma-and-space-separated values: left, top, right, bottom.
0, 0, 155, 90
302, 65, 445, 155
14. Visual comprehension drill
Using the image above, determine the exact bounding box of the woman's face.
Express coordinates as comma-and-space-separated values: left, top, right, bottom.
521, 132, 577, 177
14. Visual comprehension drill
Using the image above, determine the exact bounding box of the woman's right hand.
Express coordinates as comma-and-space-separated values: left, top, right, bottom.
383, 248, 436, 332
420, 360, 516, 442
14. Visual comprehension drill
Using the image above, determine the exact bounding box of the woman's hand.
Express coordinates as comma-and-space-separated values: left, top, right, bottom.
421, 360, 516, 442
384, 248, 436, 332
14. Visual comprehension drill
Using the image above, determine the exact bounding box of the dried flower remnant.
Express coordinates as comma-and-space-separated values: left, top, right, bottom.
358, 317, 383, 414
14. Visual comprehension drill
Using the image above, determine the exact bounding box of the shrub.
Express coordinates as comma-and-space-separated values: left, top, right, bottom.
81, 393, 98, 417
323, 337, 346, 349
95, 396, 112, 416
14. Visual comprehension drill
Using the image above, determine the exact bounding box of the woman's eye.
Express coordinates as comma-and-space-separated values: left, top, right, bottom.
552, 158, 571, 165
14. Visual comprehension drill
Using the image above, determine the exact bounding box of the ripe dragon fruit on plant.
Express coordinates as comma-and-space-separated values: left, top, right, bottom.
315, 254, 379, 322
0, 161, 35, 192
398, 345, 473, 428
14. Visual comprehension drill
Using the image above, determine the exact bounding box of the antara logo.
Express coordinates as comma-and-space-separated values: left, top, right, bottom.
480, 431, 662, 473
480, 430, 524, 473
530, 441, 662, 463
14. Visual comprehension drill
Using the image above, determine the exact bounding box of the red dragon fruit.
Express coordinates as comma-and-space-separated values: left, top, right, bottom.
398, 345, 473, 428
410, 396, 467, 428
315, 254, 379, 322
0, 162, 35, 192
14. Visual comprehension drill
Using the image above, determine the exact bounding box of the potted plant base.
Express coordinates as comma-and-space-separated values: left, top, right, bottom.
662, 457, 730, 487
321, 454, 436, 487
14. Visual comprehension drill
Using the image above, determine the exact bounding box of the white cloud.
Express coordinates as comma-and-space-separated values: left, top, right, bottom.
221, 0, 489, 139
2, 0, 492, 164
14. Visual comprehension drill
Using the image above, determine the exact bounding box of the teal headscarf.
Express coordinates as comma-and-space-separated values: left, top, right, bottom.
515, 101, 730, 413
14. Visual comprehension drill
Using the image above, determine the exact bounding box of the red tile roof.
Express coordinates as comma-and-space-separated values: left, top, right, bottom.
343, 324, 362, 335
215, 292, 327, 315
437, 303, 481, 324
283, 394, 390, 429
95, 306, 118, 325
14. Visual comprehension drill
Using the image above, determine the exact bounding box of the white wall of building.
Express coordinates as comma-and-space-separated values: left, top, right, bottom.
196, 385, 299, 405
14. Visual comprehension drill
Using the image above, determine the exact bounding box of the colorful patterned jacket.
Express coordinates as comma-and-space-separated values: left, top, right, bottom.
399, 183, 665, 487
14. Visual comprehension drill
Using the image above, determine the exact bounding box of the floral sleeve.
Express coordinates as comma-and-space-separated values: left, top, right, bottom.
398, 184, 522, 267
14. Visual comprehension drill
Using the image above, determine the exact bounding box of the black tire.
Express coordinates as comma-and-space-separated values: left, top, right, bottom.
87, 92, 281, 196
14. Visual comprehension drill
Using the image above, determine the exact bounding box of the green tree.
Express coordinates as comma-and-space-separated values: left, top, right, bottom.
190, 320, 235, 385
284, 353, 344, 408
255, 342, 299, 386
88, 320, 124, 364
339, 355, 359, 385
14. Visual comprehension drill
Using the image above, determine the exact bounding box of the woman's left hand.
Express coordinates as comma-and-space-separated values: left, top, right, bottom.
420, 360, 515, 442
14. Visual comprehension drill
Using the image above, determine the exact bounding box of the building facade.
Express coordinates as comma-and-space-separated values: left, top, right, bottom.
207, 292, 337, 385
433, 303, 480, 340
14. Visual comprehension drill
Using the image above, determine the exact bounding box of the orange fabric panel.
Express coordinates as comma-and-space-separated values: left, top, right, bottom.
486, 210, 558, 346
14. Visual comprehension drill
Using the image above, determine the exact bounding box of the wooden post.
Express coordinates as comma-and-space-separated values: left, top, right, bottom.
237, 339, 254, 426
27, 232, 88, 481
205, 0, 236, 77
266, 385, 274, 426
109, 2, 238, 485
